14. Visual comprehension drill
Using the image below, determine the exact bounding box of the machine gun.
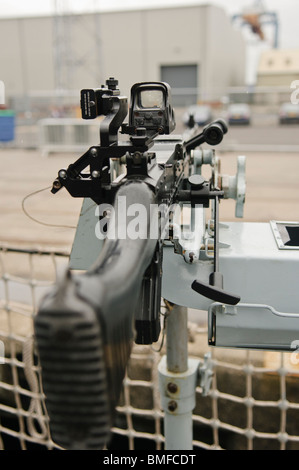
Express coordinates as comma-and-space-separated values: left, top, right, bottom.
34, 78, 249, 450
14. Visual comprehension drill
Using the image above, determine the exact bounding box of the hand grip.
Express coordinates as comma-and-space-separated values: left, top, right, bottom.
192, 275, 240, 306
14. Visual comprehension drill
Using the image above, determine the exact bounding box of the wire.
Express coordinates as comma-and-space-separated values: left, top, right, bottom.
21, 186, 77, 229
150, 301, 172, 353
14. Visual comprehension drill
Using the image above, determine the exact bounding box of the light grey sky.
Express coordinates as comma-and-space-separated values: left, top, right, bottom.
1, 0, 298, 48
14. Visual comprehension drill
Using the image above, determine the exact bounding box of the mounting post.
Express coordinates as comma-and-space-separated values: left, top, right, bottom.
158, 304, 200, 450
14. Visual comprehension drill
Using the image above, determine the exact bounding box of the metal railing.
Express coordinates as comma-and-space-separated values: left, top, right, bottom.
38, 118, 101, 157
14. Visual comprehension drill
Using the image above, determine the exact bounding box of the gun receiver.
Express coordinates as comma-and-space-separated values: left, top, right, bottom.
34, 78, 240, 450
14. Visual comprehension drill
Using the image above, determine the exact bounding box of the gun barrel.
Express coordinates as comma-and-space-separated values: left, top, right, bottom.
34, 181, 158, 450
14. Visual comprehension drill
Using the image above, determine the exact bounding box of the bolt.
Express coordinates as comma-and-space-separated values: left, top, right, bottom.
167, 382, 178, 394
188, 174, 205, 189
53, 179, 61, 189
106, 77, 118, 90
90, 147, 98, 156
91, 170, 101, 179
168, 400, 177, 412
132, 152, 142, 164
58, 170, 67, 180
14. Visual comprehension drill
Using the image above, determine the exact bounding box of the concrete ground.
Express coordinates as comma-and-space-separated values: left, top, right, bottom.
0, 146, 298, 252
0, 148, 83, 251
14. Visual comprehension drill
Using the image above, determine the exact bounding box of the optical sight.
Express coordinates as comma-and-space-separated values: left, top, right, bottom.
128, 82, 176, 135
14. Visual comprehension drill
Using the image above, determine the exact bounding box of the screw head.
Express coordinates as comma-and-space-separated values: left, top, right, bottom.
58, 170, 67, 180
168, 400, 177, 412
90, 147, 98, 156
53, 179, 61, 189
167, 382, 178, 394
188, 174, 205, 188
91, 170, 100, 178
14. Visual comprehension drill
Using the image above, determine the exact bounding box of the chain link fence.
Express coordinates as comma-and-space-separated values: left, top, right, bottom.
1, 245, 299, 450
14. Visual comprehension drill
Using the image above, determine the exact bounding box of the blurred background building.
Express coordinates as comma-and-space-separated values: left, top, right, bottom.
257, 49, 299, 86
0, 0, 295, 149
0, 4, 246, 112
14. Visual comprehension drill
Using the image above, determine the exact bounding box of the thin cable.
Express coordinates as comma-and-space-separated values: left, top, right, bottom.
21, 186, 76, 229
150, 300, 172, 353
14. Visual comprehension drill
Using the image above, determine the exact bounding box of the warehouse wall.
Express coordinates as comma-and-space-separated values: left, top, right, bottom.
0, 5, 246, 104
204, 6, 246, 94
0, 17, 55, 96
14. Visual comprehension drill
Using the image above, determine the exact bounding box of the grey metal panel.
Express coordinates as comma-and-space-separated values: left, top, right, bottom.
208, 303, 299, 351
161, 246, 214, 311
70, 217, 299, 314
161, 222, 299, 314
69, 198, 103, 270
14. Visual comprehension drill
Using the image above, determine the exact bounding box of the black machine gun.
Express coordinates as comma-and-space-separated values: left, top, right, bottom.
34, 78, 240, 450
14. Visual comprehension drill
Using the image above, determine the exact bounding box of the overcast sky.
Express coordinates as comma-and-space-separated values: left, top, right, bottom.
1, 0, 299, 49
0, 0, 298, 48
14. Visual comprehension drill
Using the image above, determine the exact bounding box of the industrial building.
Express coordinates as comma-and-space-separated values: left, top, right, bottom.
257, 48, 299, 87
0, 4, 246, 109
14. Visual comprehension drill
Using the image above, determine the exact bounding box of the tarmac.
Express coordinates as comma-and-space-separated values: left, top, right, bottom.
0, 148, 83, 251
0, 146, 298, 252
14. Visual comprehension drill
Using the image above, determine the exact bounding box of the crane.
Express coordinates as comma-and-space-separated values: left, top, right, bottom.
232, 0, 279, 48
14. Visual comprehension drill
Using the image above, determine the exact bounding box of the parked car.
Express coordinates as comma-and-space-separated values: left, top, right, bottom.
182, 105, 212, 127
279, 102, 299, 124
227, 103, 251, 125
